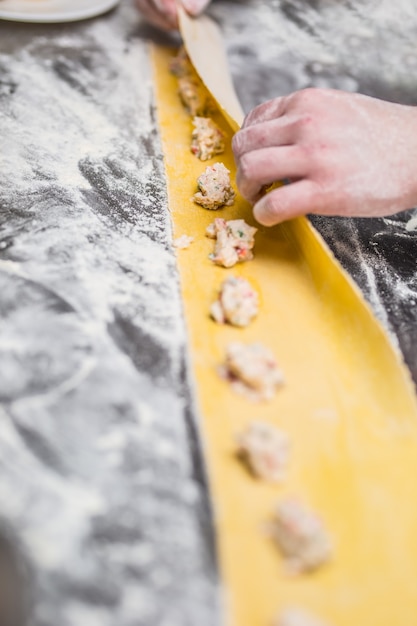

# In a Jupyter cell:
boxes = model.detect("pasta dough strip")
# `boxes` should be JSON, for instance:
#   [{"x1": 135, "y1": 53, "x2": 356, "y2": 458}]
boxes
[{"x1": 151, "y1": 35, "x2": 417, "y2": 626}]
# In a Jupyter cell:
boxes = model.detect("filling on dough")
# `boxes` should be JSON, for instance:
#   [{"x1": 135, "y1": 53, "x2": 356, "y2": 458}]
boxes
[
  {"x1": 206, "y1": 218, "x2": 257, "y2": 267},
  {"x1": 170, "y1": 48, "x2": 214, "y2": 117},
  {"x1": 191, "y1": 116, "x2": 225, "y2": 160},
  {"x1": 169, "y1": 46, "x2": 194, "y2": 77},
  {"x1": 210, "y1": 275, "x2": 259, "y2": 327},
  {"x1": 193, "y1": 163, "x2": 235, "y2": 210},
  {"x1": 221, "y1": 342, "x2": 284, "y2": 401},
  {"x1": 270, "y1": 499, "x2": 332, "y2": 573},
  {"x1": 236, "y1": 421, "x2": 290, "y2": 482},
  {"x1": 275, "y1": 608, "x2": 330, "y2": 626},
  {"x1": 178, "y1": 76, "x2": 214, "y2": 117}
]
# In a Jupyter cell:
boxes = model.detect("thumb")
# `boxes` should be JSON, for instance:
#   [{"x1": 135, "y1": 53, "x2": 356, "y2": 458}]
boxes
[
  {"x1": 181, "y1": 0, "x2": 211, "y2": 16},
  {"x1": 253, "y1": 180, "x2": 322, "y2": 226}
]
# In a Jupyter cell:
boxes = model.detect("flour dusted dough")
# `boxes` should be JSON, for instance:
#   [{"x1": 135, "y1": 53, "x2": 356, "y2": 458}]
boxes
[
  {"x1": 206, "y1": 218, "x2": 257, "y2": 267},
  {"x1": 275, "y1": 608, "x2": 331, "y2": 626},
  {"x1": 191, "y1": 116, "x2": 225, "y2": 161},
  {"x1": 193, "y1": 163, "x2": 235, "y2": 210},
  {"x1": 210, "y1": 276, "x2": 258, "y2": 327},
  {"x1": 221, "y1": 342, "x2": 284, "y2": 401},
  {"x1": 236, "y1": 421, "x2": 290, "y2": 482},
  {"x1": 270, "y1": 499, "x2": 332, "y2": 573}
]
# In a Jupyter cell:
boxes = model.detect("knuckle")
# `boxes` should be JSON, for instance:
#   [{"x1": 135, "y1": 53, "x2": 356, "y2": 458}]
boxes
[
  {"x1": 300, "y1": 140, "x2": 328, "y2": 166},
  {"x1": 254, "y1": 124, "x2": 271, "y2": 147},
  {"x1": 298, "y1": 142, "x2": 314, "y2": 159},
  {"x1": 293, "y1": 87, "x2": 318, "y2": 108},
  {"x1": 243, "y1": 98, "x2": 275, "y2": 127},
  {"x1": 299, "y1": 112, "x2": 314, "y2": 126},
  {"x1": 301, "y1": 86, "x2": 318, "y2": 99},
  {"x1": 242, "y1": 109, "x2": 256, "y2": 128},
  {"x1": 239, "y1": 153, "x2": 253, "y2": 181},
  {"x1": 292, "y1": 113, "x2": 322, "y2": 144},
  {"x1": 232, "y1": 130, "x2": 245, "y2": 157}
]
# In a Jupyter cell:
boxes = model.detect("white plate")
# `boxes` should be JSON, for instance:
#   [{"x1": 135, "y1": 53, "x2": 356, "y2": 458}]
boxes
[{"x1": 0, "y1": 0, "x2": 120, "y2": 23}]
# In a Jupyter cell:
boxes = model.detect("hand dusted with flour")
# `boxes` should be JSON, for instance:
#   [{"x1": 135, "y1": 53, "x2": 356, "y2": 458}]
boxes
[{"x1": 233, "y1": 89, "x2": 417, "y2": 225}]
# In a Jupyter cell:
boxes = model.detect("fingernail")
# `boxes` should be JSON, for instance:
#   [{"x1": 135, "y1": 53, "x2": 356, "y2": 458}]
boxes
[
  {"x1": 181, "y1": 0, "x2": 193, "y2": 10},
  {"x1": 253, "y1": 199, "x2": 267, "y2": 225},
  {"x1": 253, "y1": 198, "x2": 277, "y2": 226},
  {"x1": 182, "y1": 0, "x2": 206, "y2": 14}
]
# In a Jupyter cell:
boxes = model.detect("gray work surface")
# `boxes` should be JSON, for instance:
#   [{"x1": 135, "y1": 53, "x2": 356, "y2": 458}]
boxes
[{"x1": 0, "y1": 1, "x2": 416, "y2": 624}]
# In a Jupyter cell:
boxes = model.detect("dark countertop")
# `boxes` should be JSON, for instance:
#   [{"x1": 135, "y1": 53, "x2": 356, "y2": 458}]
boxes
[{"x1": 0, "y1": 1, "x2": 416, "y2": 625}]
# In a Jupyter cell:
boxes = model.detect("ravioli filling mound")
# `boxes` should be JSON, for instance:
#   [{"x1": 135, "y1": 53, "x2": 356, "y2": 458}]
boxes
[
  {"x1": 170, "y1": 47, "x2": 214, "y2": 117},
  {"x1": 193, "y1": 163, "x2": 235, "y2": 210},
  {"x1": 211, "y1": 275, "x2": 258, "y2": 327},
  {"x1": 222, "y1": 341, "x2": 284, "y2": 401},
  {"x1": 271, "y1": 499, "x2": 332, "y2": 573},
  {"x1": 169, "y1": 46, "x2": 193, "y2": 77},
  {"x1": 206, "y1": 218, "x2": 256, "y2": 267},
  {"x1": 191, "y1": 116, "x2": 225, "y2": 160},
  {"x1": 178, "y1": 76, "x2": 214, "y2": 117},
  {"x1": 237, "y1": 421, "x2": 290, "y2": 482}
]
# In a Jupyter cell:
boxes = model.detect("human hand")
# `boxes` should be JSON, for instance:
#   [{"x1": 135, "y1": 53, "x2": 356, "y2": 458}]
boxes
[
  {"x1": 232, "y1": 88, "x2": 417, "y2": 225},
  {"x1": 135, "y1": 0, "x2": 211, "y2": 31}
]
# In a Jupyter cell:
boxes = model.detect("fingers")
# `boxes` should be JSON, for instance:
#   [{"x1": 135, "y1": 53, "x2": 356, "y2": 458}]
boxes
[
  {"x1": 182, "y1": 0, "x2": 212, "y2": 15},
  {"x1": 236, "y1": 146, "x2": 309, "y2": 203},
  {"x1": 136, "y1": 0, "x2": 211, "y2": 30},
  {"x1": 253, "y1": 180, "x2": 322, "y2": 226},
  {"x1": 242, "y1": 96, "x2": 287, "y2": 128},
  {"x1": 136, "y1": 0, "x2": 178, "y2": 30},
  {"x1": 233, "y1": 116, "x2": 297, "y2": 159},
  {"x1": 154, "y1": 0, "x2": 177, "y2": 19}
]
